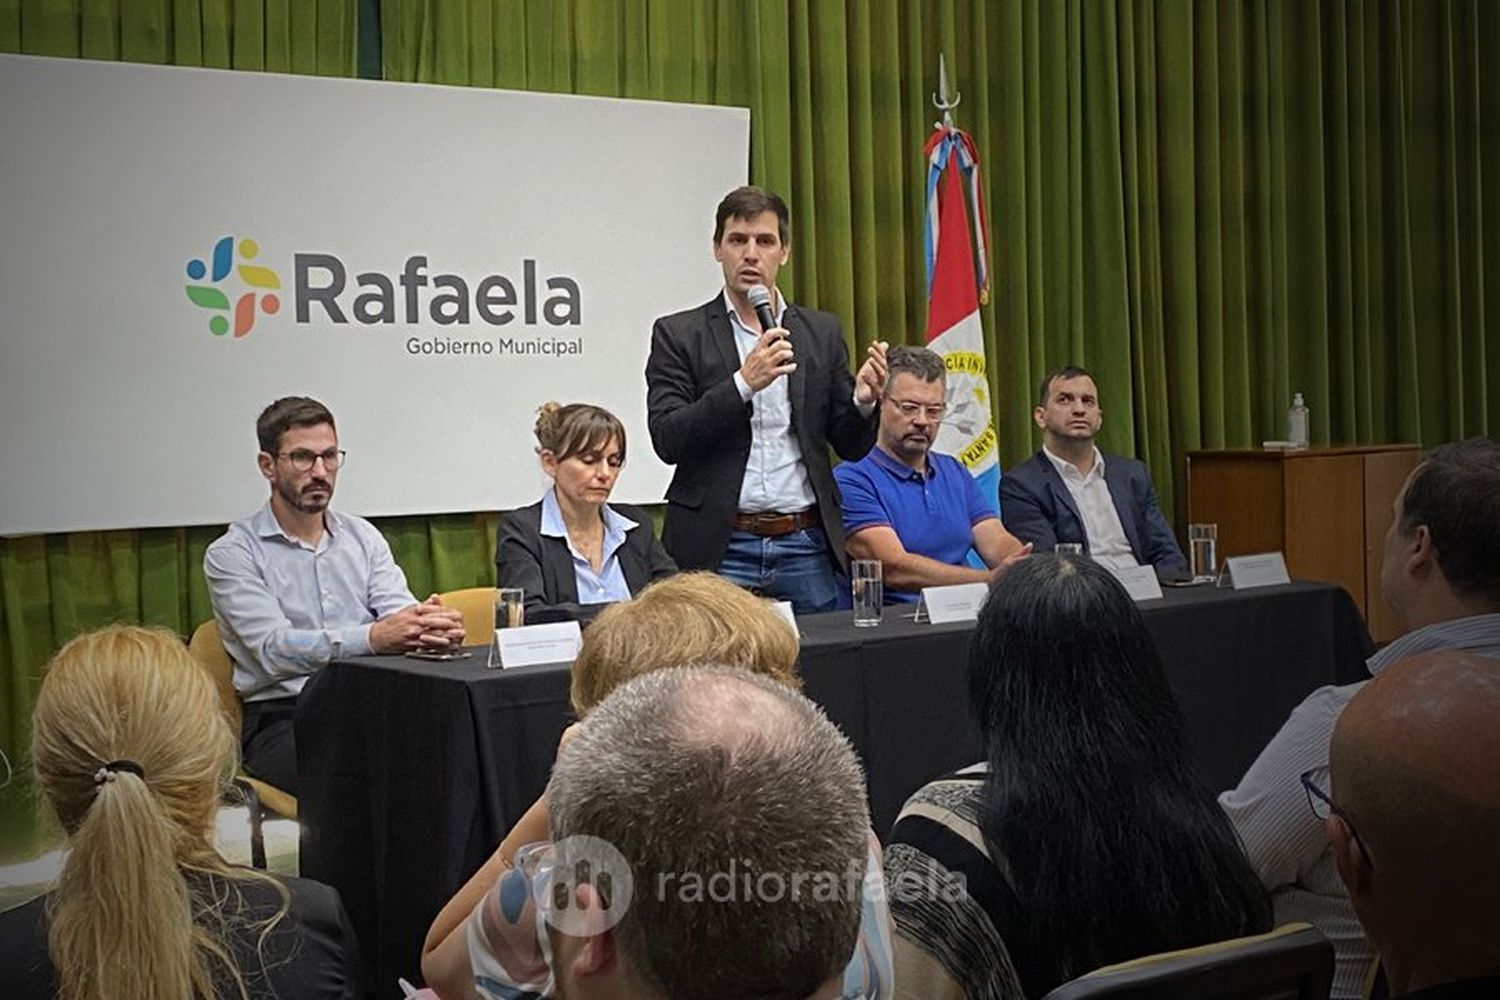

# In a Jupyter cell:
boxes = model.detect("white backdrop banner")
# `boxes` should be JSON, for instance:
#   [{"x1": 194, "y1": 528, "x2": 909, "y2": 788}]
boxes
[{"x1": 0, "y1": 55, "x2": 748, "y2": 535}]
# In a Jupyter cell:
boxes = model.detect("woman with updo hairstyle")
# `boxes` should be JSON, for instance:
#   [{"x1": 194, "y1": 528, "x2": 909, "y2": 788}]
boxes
[
  {"x1": 0, "y1": 625, "x2": 358, "y2": 1000},
  {"x1": 495, "y1": 401, "x2": 676, "y2": 621}
]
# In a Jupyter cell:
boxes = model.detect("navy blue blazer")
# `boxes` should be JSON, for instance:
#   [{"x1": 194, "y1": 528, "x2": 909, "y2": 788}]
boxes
[{"x1": 999, "y1": 450, "x2": 1187, "y2": 574}]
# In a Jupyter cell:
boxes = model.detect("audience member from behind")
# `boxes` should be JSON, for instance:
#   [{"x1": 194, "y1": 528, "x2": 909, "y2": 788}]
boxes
[
  {"x1": 545, "y1": 666, "x2": 871, "y2": 999},
  {"x1": 496, "y1": 402, "x2": 676, "y2": 622},
  {"x1": 0, "y1": 625, "x2": 359, "y2": 1000},
  {"x1": 205, "y1": 396, "x2": 464, "y2": 795},
  {"x1": 1325, "y1": 650, "x2": 1500, "y2": 998},
  {"x1": 884, "y1": 555, "x2": 1270, "y2": 998},
  {"x1": 1221, "y1": 437, "x2": 1500, "y2": 998},
  {"x1": 422, "y1": 573, "x2": 892, "y2": 998}
]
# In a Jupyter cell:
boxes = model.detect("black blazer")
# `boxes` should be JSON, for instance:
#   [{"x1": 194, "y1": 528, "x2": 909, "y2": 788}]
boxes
[
  {"x1": 495, "y1": 499, "x2": 677, "y2": 621},
  {"x1": 999, "y1": 450, "x2": 1188, "y2": 574},
  {"x1": 645, "y1": 295, "x2": 877, "y2": 572},
  {"x1": 0, "y1": 873, "x2": 361, "y2": 1000}
]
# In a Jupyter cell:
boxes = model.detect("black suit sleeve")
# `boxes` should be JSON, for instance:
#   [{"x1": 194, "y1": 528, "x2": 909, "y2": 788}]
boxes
[
  {"x1": 645, "y1": 532, "x2": 678, "y2": 583},
  {"x1": 495, "y1": 510, "x2": 551, "y2": 609},
  {"x1": 645, "y1": 316, "x2": 750, "y2": 465},
  {"x1": 1135, "y1": 471, "x2": 1188, "y2": 572},
  {"x1": 998, "y1": 472, "x2": 1060, "y2": 550}
]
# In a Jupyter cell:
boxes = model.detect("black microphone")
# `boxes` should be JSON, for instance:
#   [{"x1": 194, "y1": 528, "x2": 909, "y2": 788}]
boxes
[{"x1": 747, "y1": 284, "x2": 778, "y2": 334}]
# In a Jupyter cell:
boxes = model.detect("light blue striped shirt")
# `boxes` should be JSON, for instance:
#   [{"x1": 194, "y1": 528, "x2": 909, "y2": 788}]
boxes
[
  {"x1": 1219, "y1": 612, "x2": 1500, "y2": 997},
  {"x1": 204, "y1": 502, "x2": 417, "y2": 702},
  {"x1": 539, "y1": 487, "x2": 633, "y2": 605}
]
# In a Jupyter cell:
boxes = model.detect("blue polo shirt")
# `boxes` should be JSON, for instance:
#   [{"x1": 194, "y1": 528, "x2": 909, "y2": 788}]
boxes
[{"x1": 834, "y1": 447, "x2": 997, "y2": 602}]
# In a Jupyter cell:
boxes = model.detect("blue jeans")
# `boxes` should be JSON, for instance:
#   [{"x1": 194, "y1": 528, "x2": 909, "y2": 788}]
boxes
[{"x1": 718, "y1": 526, "x2": 839, "y2": 615}]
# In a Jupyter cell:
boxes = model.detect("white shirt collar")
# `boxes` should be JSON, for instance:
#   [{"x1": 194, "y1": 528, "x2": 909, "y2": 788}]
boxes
[{"x1": 1042, "y1": 444, "x2": 1106, "y2": 481}]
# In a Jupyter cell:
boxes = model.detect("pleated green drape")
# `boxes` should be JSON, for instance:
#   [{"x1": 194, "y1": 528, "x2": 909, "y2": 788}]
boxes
[{"x1": 2, "y1": 0, "x2": 1496, "y2": 860}]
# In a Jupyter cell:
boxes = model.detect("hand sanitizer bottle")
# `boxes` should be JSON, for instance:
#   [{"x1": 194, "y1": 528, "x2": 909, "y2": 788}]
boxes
[{"x1": 1287, "y1": 392, "x2": 1310, "y2": 448}]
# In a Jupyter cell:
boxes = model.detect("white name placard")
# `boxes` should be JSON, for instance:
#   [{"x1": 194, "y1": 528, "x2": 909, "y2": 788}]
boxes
[
  {"x1": 771, "y1": 601, "x2": 799, "y2": 636},
  {"x1": 918, "y1": 582, "x2": 990, "y2": 624},
  {"x1": 1109, "y1": 564, "x2": 1164, "y2": 602},
  {"x1": 494, "y1": 621, "x2": 583, "y2": 669},
  {"x1": 1225, "y1": 552, "x2": 1293, "y2": 590}
]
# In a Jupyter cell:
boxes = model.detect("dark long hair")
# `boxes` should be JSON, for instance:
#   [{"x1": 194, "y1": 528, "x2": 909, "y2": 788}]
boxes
[{"x1": 969, "y1": 555, "x2": 1271, "y2": 986}]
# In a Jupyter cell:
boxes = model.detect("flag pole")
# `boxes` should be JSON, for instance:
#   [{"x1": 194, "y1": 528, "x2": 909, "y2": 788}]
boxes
[{"x1": 933, "y1": 54, "x2": 960, "y2": 129}]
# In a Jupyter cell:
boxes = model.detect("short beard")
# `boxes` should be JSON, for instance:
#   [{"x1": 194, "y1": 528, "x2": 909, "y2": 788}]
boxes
[{"x1": 279, "y1": 481, "x2": 330, "y2": 515}]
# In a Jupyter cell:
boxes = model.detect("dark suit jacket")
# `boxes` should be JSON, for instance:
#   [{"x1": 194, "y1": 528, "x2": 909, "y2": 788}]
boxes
[
  {"x1": 495, "y1": 499, "x2": 677, "y2": 621},
  {"x1": 999, "y1": 450, "x2": 1188, "y2": 574},
  {"x1": 645, "y1": 295, "x2": 877, "y2": 572}
]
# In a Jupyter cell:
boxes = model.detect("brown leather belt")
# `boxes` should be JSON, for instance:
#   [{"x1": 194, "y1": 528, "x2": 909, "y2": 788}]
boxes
[{"x1": 732, "y1": 508, "x2": 819, "y2": 537}]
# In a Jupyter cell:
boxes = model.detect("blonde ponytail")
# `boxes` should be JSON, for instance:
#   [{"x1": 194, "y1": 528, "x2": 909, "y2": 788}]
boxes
[{"x1": 32, "y1": 626, "x2": 283, "y2": 1000}]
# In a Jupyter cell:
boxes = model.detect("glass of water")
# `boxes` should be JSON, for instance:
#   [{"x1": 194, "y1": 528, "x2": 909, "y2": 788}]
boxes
[
  {"x1": 1189, "y1": 523, "x2": 1218, "y2": 582},
  {"x1": 851, "y1": 560, "x2": 883, "y2": 627},
  {"x1": 488, "y1": 588, "x2": 525, "y2": 668},
  {"x1": 1054, "y1": 542, "x2": 1084, "y2": 557}
]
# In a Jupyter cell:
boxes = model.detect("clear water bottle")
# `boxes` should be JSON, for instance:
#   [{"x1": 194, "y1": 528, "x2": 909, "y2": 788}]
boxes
[{"x1": 1286, "y1": 392, "x2": 1310, "y2": 448}]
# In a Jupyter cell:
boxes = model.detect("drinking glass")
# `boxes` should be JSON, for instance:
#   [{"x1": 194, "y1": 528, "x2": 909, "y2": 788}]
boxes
[
  {"x1": 1189, "y1": 523, "x2": 1219, "y2": 582},
  {"x1": 1054, "y1": 542, "x2": 1084, "y2": 557},
  {"x1": 851, "y1": 560, "x2": 883, "y2": 627},
  {"x1": 494, "y1": 588, "x2": 525, "y2": 630}
]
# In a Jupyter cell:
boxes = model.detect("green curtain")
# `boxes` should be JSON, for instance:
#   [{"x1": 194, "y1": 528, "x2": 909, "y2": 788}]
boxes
[{"x1": 3, "y1": 0, "x2": 1496, "y2": 860}]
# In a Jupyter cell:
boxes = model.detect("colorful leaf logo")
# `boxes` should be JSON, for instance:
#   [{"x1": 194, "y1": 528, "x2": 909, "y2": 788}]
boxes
[{"x1": 185, "y1": 237, "x2": 281, "y2": 338}]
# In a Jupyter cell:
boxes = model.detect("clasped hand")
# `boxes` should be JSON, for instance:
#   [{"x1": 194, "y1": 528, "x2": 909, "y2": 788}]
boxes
[{"x1": 370, "y1": 594, "x2": 466, "y2": 654}]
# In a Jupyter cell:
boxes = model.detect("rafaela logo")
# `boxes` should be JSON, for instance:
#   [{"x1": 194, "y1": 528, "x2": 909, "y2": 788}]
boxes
[{"x1": 185, "y1": 236, "x2": 281, "y2": 337}]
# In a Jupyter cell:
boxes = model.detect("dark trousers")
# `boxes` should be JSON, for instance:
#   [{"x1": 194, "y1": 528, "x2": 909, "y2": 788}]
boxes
[{"x1": 240, "y1": 696, "x2": 300, "y2": 796}]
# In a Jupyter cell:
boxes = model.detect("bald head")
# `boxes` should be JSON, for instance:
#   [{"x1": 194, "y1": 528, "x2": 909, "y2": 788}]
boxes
[
  {"x1": 548, "y1": 667, "x2": 869, "y2": 1000},
  {"x1": 1329, "y1": 649, "x2": 1500, "y2": 988}
]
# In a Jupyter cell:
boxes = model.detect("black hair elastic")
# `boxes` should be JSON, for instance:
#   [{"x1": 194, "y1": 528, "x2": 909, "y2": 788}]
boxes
[{"x1": 92, "y1": 759, "x2": 146, "y2": 785}]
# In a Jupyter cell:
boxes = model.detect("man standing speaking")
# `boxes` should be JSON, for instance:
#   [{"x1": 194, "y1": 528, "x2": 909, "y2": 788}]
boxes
[{"x1": 646, "y1": 187, "x2": 886, "y2": 613}]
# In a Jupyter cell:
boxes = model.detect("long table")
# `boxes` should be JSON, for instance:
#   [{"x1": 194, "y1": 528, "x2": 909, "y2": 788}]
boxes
[{"x1": 297, "y1": 580, "x2": 1373, "y2": 992}]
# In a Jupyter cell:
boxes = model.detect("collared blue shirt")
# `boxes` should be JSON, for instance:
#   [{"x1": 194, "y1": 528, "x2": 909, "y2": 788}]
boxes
[
  {"x1": 540, "y1": 487, "x2": 635, "y2": 605},
  {"x1": 204, "y1": 502, "x2": 418, "y2": 702},
  {"x1": 834, "y1": 447, "x2": 996, "y2": 602}
]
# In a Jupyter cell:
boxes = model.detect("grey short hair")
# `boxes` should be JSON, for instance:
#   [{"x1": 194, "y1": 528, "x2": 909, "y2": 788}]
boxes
[
  {"x1": 548, "y1": 666, "x2": 869, "y2": 999},
  {"x1": 885, "y1": 344, "x2": 947, "y2": 388}
]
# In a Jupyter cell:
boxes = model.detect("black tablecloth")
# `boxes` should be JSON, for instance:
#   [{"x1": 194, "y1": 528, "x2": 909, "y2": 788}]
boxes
[{"x1": 297, "y1": 580, "x2": 1373, "y2": 993}]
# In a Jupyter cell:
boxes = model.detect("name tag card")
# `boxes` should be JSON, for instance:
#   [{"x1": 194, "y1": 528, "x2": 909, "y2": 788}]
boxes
[
  {"x1": 1225, "y1": 552, "x2": 1292, "y2": 590},
  {"x1": 772, "y1": 600, "x2": 799, "y2": 636},
  {"x1": 493, "y1": 621, "x2": 583, "y2": 669},
  {"x1": 1109, "y1": 564, "x2": 1164, "y2": 602},
  {"x1": 917, "y1": 582, "x2": 990, "y2": 624}
]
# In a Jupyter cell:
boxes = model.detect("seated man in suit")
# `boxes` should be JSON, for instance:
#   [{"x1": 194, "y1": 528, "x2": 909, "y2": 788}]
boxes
[
  {"x1": 835, "y1": 345, "x2": 1029, "y2": 602},
  {"x1": 999, "y1": 365, "x2": 1187, "y2": 575}
]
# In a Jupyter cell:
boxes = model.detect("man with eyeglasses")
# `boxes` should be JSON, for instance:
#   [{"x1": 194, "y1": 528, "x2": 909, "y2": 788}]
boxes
[
  {"x1": 1320, "y1": 649, "x2": 1500, "y2": 1000},
  {"x1": 1219, "y1": 438, "x2": 1500, "y2": 998},
  {"x1": 834, "y1": 345, "x2": 1029, "y2": 603},
  {"x1": 998, "y1": 365, "x2": 1187, "y2": 576},
  {"x1": 205, "y1": 396, "x2": 465, "y2": 794}
]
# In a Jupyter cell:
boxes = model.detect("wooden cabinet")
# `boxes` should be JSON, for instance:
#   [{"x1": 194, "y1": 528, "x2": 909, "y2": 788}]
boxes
[{"x1": 1184, "y1": 446, "x2": 1421, "y2": 643}]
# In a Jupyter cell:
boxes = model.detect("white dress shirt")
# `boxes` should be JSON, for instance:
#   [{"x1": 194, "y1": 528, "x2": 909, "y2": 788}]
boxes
[
  {"x1": 204, "y1": 502, "x2": 418, "y2": 702},
  {"x1": 1042, "y1": 445, "x2": 1139, "y2": 571},
  {"x1": 1219, "y1": 613, "x2": 1500, "y2": 998},
  {"x1": 725, "y1": 288, "x2": 818, "y2": 514}
]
